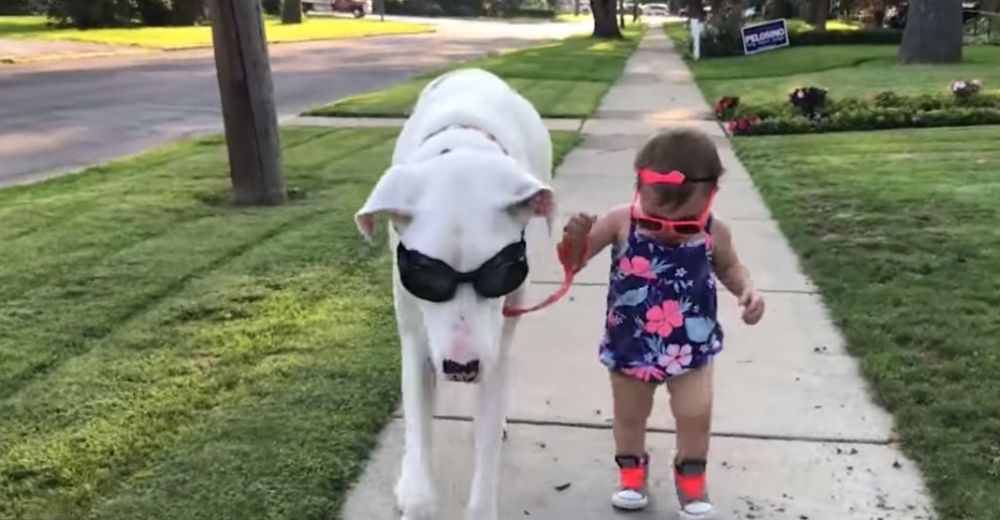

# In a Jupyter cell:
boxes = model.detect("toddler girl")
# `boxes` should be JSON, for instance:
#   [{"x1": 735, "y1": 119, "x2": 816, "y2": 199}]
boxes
[{"x1": 561, "y1": 129, "x2": 765, "y2": 518}]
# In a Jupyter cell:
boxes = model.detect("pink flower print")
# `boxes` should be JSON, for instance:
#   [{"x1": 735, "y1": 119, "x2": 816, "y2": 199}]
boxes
[
  {"x1": 624, "y1": 365, "x2": 666, "y2": 382},
  {"x1": 644, "y1": 300, "x2": 684, "y2": 337},
  {"x1": 607, "y1": 310, "x2": 623, "y2": 327},
  {"x1": 619, "y1": 256, "x2": 657, "y2": 279},
  {"x1": 657, "y1": 344, "x2": 694, "y2": 375}
]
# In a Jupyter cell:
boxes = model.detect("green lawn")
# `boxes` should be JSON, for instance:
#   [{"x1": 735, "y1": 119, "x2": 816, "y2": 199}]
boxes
[
  {"x1": 0, "y1": 15, "x2": 431, "y2": 49},
  {"x1": 0, "y1": 127, "x2": 580, "y2": 518},
  {"x1": 689, "y1": 44, "x2": 1000, "y2": 104},
  {"x1": 305, "y1": 25, "x2": 643, "y2": 118},
  {"x1": 735, "y1": 126, "x2": 1000, "y2": 520}
]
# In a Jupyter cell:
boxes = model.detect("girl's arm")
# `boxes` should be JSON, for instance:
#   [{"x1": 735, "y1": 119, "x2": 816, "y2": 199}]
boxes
[
  {"x1": 711, "y1": 217, "x2": 765, "y2": 325},
  {"x1": 562, "y1": 206, "x2": 629, "y2": 270},
  {"x1": 709, "y1": 218, "x2": 751, "y2": 296}
]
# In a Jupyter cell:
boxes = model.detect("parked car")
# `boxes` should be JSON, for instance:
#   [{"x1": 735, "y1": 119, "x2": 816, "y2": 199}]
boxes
[
  {"x1": 302, "y1": 0, "x2": 372, "y2": 18},
  {"x1": 642, "y1": 3, "x2": 670, "y2": 16}
]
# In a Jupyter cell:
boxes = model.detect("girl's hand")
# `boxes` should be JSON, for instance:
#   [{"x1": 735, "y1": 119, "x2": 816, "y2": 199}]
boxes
[
  {"x1": 738, "y1": 288, "x2": 765, "y2": 325},
  {"x1": 561, "y1": 213, "x2": 597, "y2": 271}
]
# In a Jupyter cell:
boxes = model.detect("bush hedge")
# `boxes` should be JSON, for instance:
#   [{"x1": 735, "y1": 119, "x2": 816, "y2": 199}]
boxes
[
  {"x1": 0, "y1": 0, "x2": 43, "y2": 14},
  {"x1": 688, "y1": 24, "x2": 903, "y2": 58},
  {"x1": 46, "y1": 0, "x2": 206, "y2": 28},
  {"x1": 720, "y1": 91, "x2": 1000, "y2": 136},
  {"x1": 788, "y1": 28, "x2": 903, "y2": 46}
]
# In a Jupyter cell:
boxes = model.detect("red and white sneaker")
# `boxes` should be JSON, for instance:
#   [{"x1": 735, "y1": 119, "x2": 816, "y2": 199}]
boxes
[
  {"x1": 611, "y1": 453, "x2": 650, "y2": 510},
  {"x1": 674, "y1": 458, "x2": 714, "y2": 519}
]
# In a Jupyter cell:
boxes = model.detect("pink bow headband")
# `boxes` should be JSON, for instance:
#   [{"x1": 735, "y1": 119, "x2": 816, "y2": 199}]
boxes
[
  {"x1": 637, "y1": 168, "x2": 686, "y2": 185},
  {"x1": 636, "y1": 168, "x2": 718, "y2": 185}
]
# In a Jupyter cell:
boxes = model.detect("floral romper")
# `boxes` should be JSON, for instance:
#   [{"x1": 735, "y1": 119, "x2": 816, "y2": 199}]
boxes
[{"x1": 599, "y1": 217, "x2": 723, "y2": 383}]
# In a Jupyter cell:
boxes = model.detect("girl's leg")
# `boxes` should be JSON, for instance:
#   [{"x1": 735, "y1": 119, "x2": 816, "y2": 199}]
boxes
[
  {"x1": 665, "y1": 361, "x2": 715, "y2": 519},
  {"x1": 609, "y1": 369, "x2": 656, "y2": 510},
  {"x1": 666, "y1": 361, "x2": 714, "y2": 461},
  {"x1": 610, "y1": 369, "x2": 656, "y2": 454}
]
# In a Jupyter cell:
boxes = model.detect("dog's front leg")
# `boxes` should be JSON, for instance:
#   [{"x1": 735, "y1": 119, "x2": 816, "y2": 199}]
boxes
[
  {"x1": 396, "y1": 330, "x2": 437, "y2": 520},
  {"x1": 466, "y1": 349, "x2": 510, "y2": 520}
]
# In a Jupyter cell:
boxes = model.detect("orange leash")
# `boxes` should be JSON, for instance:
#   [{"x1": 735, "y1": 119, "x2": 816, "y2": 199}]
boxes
[{"x1": 502, "y1": 238, "x2": 587, "y2": 318}]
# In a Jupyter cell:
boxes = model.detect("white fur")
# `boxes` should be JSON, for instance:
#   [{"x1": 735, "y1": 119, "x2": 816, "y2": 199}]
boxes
[{"x1": 355, "y1": 68, "x2": 554, "y2": 520}]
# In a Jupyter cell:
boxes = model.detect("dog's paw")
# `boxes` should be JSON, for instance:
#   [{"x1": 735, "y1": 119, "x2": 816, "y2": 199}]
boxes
[{"x1": 396, "y1": 466, "x2": 436, "y2": 519}]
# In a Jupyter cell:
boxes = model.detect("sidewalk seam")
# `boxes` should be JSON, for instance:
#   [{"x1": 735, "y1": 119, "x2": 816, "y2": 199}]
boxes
[{"x1": 402, "y1": 415, "x2": 894, "y2": 445}]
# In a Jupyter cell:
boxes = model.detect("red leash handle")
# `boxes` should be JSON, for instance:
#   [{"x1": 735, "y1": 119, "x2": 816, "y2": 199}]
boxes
[{"x1": 502, "y1": 238, "x2": 587, "y2": 318}]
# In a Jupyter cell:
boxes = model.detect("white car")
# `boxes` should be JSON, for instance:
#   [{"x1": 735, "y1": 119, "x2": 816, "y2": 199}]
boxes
[{"x1": 642, "y1": 3, "x2": 669, "y2": 16}]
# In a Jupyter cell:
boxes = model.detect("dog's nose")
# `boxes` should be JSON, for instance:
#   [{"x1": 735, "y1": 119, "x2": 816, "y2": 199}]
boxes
[{"x1": 442, "y1": 359, "x2": 480, "y2": 383}]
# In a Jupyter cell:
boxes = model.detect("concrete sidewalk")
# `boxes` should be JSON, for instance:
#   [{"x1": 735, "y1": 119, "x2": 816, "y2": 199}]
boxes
[{"x1": 341, "y1": 27, "x2": 935, "y2": 519}]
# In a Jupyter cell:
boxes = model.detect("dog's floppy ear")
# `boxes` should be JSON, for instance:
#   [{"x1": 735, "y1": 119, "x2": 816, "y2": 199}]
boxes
[
  {"x1": 355, "y1": 165, "x2": 421, "y2": 243},
  {"x1": 505, "y1": 172, "x2": 556, "y2": 234}
]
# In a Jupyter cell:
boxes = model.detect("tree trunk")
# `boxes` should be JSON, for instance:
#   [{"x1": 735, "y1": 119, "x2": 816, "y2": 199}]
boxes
[
  {"x1": 632, "y1": 0, "x2": 639, "y2": 22},
  {"x1": 591, "y1": 0, "x2": 623, "y2": 37},
  {"x1": 810, "y1": 0, "x2": 830, "y2": 30},
  {"x1": 281, "y1": 0, "x2": 302, "y2": 23},
  {"x1": 686, "y1": 0, "x2": 703, "y2": 19},
  {"x1": 619, "y1": 0, "x2": 625, "y2": 28},
  {"x1": 899, "y1": 0, "x2": 962, "y2": 63},
  {"x1": 771, "y1": 0, "x2": 792, "y2": 18},
  {"x1": 209, "y1": 0, "x2": 287, "y2": 205}
]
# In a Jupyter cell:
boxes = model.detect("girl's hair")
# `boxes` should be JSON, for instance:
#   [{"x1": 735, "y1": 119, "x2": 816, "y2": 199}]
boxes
[{"x1": 634, "y1": 129, "x2": 724, "y2": 209}]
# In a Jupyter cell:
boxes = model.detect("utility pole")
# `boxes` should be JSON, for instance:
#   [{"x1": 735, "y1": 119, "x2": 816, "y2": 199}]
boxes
[{"x1": 208, "y1": 0, "x2": 287, "y2": 206}]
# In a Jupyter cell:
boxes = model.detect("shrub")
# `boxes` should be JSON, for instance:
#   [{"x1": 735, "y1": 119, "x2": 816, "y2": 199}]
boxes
[
  {"x1": 720, "y1": 90, "x2": 1000, "y2": 136},
  {"x1": 714, "y1": 95, "x2": 741, "y2": 119},
  {"x1": 951, "y1": 79, "x2": 983, "y2": 99},
  {"x1": 789, "y1": 86, "x2": 828, "y2": 118},
  {"x1": 690, "y1": 25, "x2": 904, "y2": 59},
  {"x1": 46, "y1": 0, "x2": 136, "y2": 28},
  {"x1": 788, "y1": 28, "x2": 903, "y2": 46},
  {"x1": 0, "y1": 0, "x2": 44, "y2": 14},
  {"x1": 46, "y1": 0, "x2": 206, "y2": 27},
  {"x1": 136, "y1": 0, "x2": 172, "y2": 25}
]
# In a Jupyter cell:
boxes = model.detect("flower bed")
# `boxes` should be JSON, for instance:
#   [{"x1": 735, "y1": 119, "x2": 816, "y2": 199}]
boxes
[{"x1": 717, "y1": 81, "x2": 1000, "y2": 136}]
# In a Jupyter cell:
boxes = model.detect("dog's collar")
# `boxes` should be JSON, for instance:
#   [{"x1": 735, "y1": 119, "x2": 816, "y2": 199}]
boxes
[{"x1": 423, "y1": 124, "x2": 509, "y2": 155}]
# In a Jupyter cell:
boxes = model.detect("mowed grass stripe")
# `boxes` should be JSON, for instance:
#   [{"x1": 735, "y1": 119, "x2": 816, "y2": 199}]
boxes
[
  {"x1": 0, "y1": 128, "x2": 344, "y2": 244},
  {"x1": 1, "y1": 201, "x2": 395, "y2": 517}
]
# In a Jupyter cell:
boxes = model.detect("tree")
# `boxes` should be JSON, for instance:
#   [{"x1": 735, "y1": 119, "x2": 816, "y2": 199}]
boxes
[
  {"x1": 899, "y1": 0, "x2": 962, "y2": 63},
  {"x1": 209, "y1": 0, "x2": 288, "y2": 205},
  {"x1": 768, "y1": 0, "x2": 793, "y2": 18},
  {"x1": 686, "y1": 0, "x2": 703, "y2": 19},
  {"x1": 591, "y1": 0, "x2": 622, "y2": 37},
  {"x1": 810, "y1": 0, "x2": 829, "y2": 30},
  {"x1": 282, "y1": 0, "x2": 303, "y2": 23}
]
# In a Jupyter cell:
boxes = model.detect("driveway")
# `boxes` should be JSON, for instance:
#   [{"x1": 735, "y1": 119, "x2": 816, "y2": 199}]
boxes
[{"x1": 0, "y1": 18, "x2": 589, "y2": 187}]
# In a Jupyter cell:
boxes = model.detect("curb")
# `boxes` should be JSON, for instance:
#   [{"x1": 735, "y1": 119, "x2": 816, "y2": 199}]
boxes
[{"x1": 0, "y1": 26, "x2": 435, "y2": 66}]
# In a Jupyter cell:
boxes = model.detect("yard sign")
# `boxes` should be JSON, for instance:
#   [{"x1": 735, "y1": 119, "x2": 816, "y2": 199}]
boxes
[{"x1": 741, "y1": 18, "x2": 790, "y2": 55}]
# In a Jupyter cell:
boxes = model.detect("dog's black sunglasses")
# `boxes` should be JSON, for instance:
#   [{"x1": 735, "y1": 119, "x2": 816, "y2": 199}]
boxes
[{"x1": 397, "y1": 236, "x2": 529, "y2": 303}]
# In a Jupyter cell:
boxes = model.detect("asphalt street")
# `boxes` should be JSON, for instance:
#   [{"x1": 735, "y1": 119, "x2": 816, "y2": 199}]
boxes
[{"x1": 0, "y1": 18, "x2": 588, "y2": 186}]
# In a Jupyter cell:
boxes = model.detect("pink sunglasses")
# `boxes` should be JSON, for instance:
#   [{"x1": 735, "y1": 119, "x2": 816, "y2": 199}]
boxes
[{"x1": 632, "y1": 168, "x2": 717, "y2": 235}]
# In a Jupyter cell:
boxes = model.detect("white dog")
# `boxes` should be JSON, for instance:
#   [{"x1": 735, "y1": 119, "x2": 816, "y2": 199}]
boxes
[{"x1": 355, "y1": 68, "x2": 555, "y2": 520}]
